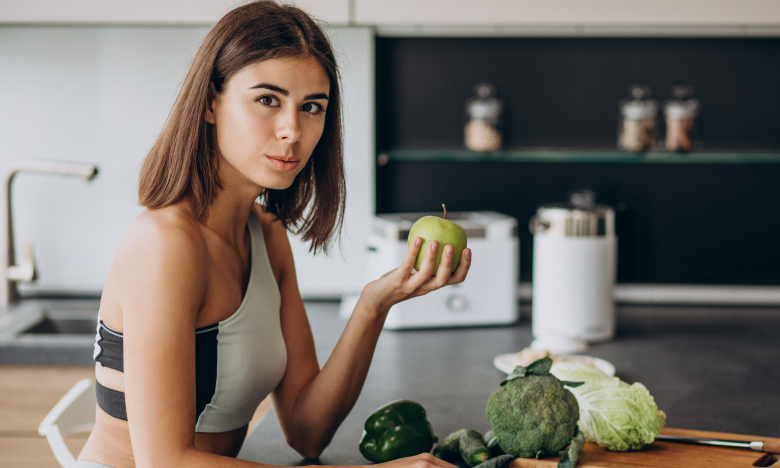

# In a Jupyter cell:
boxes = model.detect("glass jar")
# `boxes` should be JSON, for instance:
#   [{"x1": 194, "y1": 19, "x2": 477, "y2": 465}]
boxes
[
  {"x1": 618, "y1": 86, "x2": 658, "y2": 152},
  {"x1": 663, "y1": 86, "x2": 699, "y2": 152},
  {"x1": 464, "y1": 82, "x2": 503, "y2": 153}
]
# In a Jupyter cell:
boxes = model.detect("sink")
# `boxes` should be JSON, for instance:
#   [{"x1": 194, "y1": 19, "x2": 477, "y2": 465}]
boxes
[
  {"x1": 0, "y1": 298, "x2": 100, "y2": 365},
  {"x1": 21, "y1": 308, "x2": 99, "y2": 335}
]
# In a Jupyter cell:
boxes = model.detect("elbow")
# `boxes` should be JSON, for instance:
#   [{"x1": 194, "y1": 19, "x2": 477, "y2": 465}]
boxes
[
  {"x1": 297, "y1": 447, "x2": 325, "y2": 461},
  {"x1": 287, "y1": 433, "x2": 332, "y2": 460}
]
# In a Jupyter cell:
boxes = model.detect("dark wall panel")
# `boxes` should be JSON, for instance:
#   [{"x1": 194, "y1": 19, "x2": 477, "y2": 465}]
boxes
[
  {"x1": 375, "y1": 162, "x2": 780, "y2": 284},
  {"x1": 375, "y1": 37, "x2": 780, "y2": 285},
  {"x1": 376, "y1": 37, "x2": 780, "y2": 151}
]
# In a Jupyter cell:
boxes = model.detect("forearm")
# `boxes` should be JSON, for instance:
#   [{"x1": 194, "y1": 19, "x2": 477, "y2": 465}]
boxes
[
  {"x1": 176, "y1": 447, "x2": 262, "y2": 468},
  {"x1": 284, "y1": 296, "x2": 387, "y2": 455},
  {"x1": 177, "y1": 447, "x2": 361, "y2": 468}
]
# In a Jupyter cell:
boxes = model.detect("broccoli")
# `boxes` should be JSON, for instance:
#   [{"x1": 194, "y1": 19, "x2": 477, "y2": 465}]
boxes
[{"x1": 485, "y1": 358, "x2": 580, "y2": 459}]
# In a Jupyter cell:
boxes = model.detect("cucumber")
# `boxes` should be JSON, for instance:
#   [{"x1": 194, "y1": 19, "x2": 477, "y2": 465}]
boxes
[
  {"x1": 484, "y1": 430, "x2": 504, "y2": 457},
  {"x1": 433, "y1": 429, "x2": 467, "y2": 461},
  {"x1": 460, "y1": 429, "x2": 491, "y2": 467},
  {"x1": 473, "y1": 454, "x2": 516, "y2": 468}
]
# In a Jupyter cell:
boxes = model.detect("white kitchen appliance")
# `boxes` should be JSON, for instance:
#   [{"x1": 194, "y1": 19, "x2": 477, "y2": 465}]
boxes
[
  {"x1": 530, "y1": 197, "x2": 617, "y2": 344},
  {"x1": 349, "y1": 211, "x2": 518, "y2": 329}
]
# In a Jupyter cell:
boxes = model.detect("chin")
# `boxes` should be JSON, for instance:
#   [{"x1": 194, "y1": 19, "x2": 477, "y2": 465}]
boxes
[{"x1": 259, "y1": 173, "x2": 299, "y2": 191}]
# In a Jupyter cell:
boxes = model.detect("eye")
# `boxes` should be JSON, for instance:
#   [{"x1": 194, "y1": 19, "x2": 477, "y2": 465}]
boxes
[
  {"x1": 257, "y1": 95, "x2": 279, "y2": 107},
  {"x1": 301, "y1": 102, "x2": 325, "y2": 115}
]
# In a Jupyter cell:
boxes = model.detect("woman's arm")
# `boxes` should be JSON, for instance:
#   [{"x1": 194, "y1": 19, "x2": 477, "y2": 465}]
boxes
[
  {"x1": 267, "y1": 213, "x2": 472, "y2": 459},
  {"x1": 116, "y1": 210, "x2": 464, "y2": 468},
  {"x1": 117, "y1": 213, "x2": 260, "y2": 468}
]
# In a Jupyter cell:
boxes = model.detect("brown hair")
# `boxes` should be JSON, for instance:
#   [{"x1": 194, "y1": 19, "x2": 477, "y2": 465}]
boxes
[{"x1": 138, "y1": 0, "x2": 345, "y2": 254}]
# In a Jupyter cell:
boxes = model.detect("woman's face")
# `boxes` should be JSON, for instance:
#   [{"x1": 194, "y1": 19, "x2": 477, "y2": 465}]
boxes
[{"x1": 206, "y1": 55, "x2": 330, "y2": 192}]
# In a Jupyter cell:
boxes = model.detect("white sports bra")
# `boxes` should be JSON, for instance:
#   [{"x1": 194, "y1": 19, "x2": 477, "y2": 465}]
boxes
[{"x1": 93, "y1": 210, "x2": 288, "y2": 433}]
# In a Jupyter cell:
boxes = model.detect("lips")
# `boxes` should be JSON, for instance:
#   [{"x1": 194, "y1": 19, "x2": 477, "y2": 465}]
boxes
[{"x1": 266, "y1": 155, "x2": 300, "y2": 172}]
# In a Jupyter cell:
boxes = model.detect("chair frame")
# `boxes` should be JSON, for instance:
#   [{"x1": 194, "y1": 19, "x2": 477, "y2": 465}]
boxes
[{"x1": 38, "y1": 378, "x2": 96, "y2": 468}]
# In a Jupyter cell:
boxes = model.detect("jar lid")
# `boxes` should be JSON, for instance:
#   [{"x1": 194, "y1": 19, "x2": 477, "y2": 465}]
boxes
[
  {"x1": 530, "y1": 203, "x2": 615, "y2": 237},
  {"x1": 620, "y1": 99, "x2": 658, "y2": 120},
  {"x1": 467, "y1": 97, "x2": 502, "y2": 121},
  {"x1": 664, "y1": 99, "x2": 699, "y2": 119},
  {"x1": 619, "y1": 85, "x2": 658, "y2": 121}
]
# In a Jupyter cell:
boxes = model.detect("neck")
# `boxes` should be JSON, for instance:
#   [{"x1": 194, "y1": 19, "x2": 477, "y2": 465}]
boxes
[
  {"x1": 201, "y1": 191, "x2": 259, "y2": 246},
  {"x1": 198, "y1": 160, "x2": 265, "y2": 247}
]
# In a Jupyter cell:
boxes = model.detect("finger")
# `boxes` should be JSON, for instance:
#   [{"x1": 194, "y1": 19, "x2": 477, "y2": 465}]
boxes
[
  {"x1": 447, "y1": 247, "x2": 472, "y2": 285},
  {"x1": 418, "y1": 453, "x2": 458, "y2": 468},
  {"x1": 406, "y1": 242, "x2": 448, "y2": 297},
  {"x1": 434, "y1": 458, "x2": 459, "y2": 468},
  {"x1": 400, "y1": 237, "x2": 423, "y2": 276},
  {"x1": 430, "y1": 244, "x2": 454, "y2": 287},
  {"x1": 411, "y1": 240, "x2": 438, "y2": 284}
]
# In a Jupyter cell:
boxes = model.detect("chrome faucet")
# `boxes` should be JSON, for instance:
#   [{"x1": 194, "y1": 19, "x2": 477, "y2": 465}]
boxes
[{"x1": 1, "y1": 160, "x2": 99, "y2": 309}]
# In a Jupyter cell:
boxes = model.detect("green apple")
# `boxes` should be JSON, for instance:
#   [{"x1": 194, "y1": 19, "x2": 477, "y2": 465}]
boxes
[{"x1": 407, "y1": 205, "x2": 468, "y2": 275}]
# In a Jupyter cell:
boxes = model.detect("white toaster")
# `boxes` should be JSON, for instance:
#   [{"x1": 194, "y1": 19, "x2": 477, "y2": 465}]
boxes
[{"x1": 341, "y1": 211, "x2": 519, "y2": 329}]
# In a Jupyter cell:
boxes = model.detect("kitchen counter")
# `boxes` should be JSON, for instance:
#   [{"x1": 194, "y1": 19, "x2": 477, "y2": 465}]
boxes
[{"x1": 238, "y1": 302, "x2": 780, "y2": 465}]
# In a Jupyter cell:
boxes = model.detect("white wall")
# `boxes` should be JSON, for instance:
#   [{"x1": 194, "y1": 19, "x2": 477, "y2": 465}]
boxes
[
  {"x1": 355, "y1": 0, "x2": 780, "y2": 26},
  {"x1": 0, "y1": 24, "x2": 374, "y2": 298},
  {"x1": 288, "y1": 26, "x2": 375, "y2": 298},
  {"x1": 0, "y1": 0, "x2": 350, "y2": 24}
]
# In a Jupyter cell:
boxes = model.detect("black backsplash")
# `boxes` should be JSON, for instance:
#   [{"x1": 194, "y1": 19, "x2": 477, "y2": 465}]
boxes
[
  {"x1": 376, "y1": 37, "x2": 780, "y2": 150},
  {"x1": 374, "y1": 37, "x2": 780, "y2": 285}
]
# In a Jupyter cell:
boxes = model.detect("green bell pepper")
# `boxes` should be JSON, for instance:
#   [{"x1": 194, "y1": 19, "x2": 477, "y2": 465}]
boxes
[{"x1": 359, "y1": 400, "x2": 438, "y2": 463}]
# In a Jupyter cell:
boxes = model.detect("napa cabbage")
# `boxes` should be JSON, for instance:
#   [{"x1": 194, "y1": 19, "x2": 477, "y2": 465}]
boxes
[{"x1": 550, "y1": 362, "x2": 666, "y2": 452}]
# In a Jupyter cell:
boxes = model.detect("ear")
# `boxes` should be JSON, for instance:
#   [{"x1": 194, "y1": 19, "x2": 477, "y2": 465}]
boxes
[{"x1": 204, "y1": 82, "x2": 217, "y2": 124}]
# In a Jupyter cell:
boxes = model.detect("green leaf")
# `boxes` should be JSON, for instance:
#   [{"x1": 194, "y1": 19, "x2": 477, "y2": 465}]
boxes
[
  {"x1": 558, "y1": 430, "x2": 585, "y2": 468},
  {"x1": 472, "y1": 454, "x2": 516, "y2": 468},
  {"x1": 550, "y1": 364, "x2": 666, "y2": 452},
  {"x1": 562, "y1": 381, "x2": 585, "y2": 388},
  {"x1": 500, "y1": 357, "x2": 553, "y2": 386}
]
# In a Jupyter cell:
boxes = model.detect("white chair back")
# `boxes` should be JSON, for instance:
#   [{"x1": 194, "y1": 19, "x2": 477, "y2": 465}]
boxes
[{"x1": 38, "y1": 378, "x2": 96, "y2": 468}]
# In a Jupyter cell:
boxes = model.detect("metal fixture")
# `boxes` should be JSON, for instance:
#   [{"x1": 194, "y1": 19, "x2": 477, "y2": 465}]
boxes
[{"x1": 1, "y1": 160, "x2": 99, "y2": 309}]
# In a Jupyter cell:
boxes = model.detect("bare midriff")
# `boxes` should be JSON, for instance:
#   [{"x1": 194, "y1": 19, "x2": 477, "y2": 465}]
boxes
[{"x1": 78, "y1": 365, "x2": 249, "y2": 467}]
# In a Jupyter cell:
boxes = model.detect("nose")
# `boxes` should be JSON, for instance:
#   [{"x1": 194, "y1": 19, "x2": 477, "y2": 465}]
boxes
[{"x1": 275, "y1": 107, "x2": 302, "y2": 144}]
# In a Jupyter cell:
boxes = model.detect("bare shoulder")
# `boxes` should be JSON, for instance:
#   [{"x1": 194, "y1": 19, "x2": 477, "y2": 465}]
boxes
[
  {"x1": 122, "y1": 207, "x2": 206, "y2": 259},
  {"x1": 252, "y1": 203, "x2": 293, "y2": 282},
  {"x1": 99, "y1": 206, "x2": 209, "y2": 331},
  {"x1": 114, "y1": 207, "x2": 209, "y2": 293}
]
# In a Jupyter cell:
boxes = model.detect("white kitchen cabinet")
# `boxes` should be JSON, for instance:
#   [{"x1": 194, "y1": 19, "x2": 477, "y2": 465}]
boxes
[
  {"x1": 356, "y1": 0, "x2": 780, "y2": 31},
  {"x1": 0, "y1": 0, "x2": 350, "y2": 25}
]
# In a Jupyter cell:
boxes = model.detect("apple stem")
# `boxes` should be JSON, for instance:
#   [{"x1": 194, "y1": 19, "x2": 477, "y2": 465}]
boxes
[{"x1": 442, "y1": 204, "x2": 447, "y2": 220}]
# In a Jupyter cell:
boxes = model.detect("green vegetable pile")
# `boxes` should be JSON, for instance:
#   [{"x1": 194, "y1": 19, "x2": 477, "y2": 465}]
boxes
[
  {"x1": 359, "y1": 356, "x2": 665, "y2": 468},
  {"x1": 434, "y1": 425, "x2": 581, "y2": 468},
  {"x1": 485, "y1": 357, "x2": 581, "y2": 459},
  {"x1": 434, "y1": 428, "x2": 517, "y2": 468},
  {"x1": 551, "y1": 362, "x2": 667, "y2": 452}
]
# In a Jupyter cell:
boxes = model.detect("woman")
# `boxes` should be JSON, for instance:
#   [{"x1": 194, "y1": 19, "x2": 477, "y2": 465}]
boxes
[{"x1": 76, "y1": 2, "x2": 472, "y2": 468}]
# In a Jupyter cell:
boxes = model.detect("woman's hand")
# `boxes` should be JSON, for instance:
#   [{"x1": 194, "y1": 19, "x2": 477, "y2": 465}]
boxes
[
  {"x1": 374, "y1": 453, "x2": 460, "y2": 468},
  {"x1": 360, "y1": 237, "x2": 472, "y2": 314}
]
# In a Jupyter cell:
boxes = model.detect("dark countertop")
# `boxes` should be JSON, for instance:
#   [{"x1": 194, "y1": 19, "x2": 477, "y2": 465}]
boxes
[{"x1": 237, "y1": 302, "x2": 780, "y2": 465}]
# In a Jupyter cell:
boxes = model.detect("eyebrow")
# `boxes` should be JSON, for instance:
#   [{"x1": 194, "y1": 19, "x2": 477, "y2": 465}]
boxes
[
  {"x1": 249, "y1": 82, "x2": 329, "y2": 101},
  {"x1": 304, "y1": 92, "x2": 329, "y2": 101}
]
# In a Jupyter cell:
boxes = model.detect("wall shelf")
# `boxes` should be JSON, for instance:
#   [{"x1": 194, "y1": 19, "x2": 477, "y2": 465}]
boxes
[{"x1": 378, "y1": 150, "x2": 780, "y2": 165}]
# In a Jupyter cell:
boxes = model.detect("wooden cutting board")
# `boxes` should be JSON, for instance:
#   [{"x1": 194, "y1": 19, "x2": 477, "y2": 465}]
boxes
[{"x1": 510, "y1": 428, "x2": 780, "y2": 468}]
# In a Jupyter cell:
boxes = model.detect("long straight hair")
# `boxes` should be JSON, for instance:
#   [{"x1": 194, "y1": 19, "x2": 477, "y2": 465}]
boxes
[{"x1": 138, "y1": 0, "x2": 345, "y2": 254}]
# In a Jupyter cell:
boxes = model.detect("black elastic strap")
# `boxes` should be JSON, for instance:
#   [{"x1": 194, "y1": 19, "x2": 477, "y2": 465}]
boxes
[
  {"x1": 94, "y1": 321, "x2": 124, "y2": 372},
  {"x1": 96, "y1": 381, "x2": 128, "y2": 421},
  {"x1": 195, "y1": 326, "x2": 219, "y2": 419}
]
